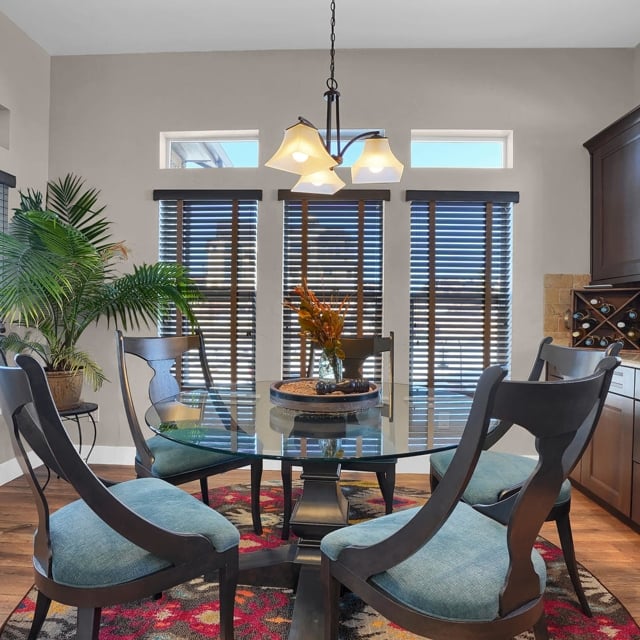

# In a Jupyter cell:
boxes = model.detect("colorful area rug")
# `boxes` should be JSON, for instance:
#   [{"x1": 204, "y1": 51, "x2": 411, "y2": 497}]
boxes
[{"x1": 1, "y1": 480, "x2": 639, "y2": 639}]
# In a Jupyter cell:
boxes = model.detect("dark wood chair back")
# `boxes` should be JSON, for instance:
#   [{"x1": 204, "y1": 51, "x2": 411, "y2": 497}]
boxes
[
  {"x1": 0, "y1": 354, "x2": 239, "y2": 640},
  {"x1": 484, "y1": 336, "x2": 622, "y2": 448},
  {"x1": 322, "y1": 355, "x2": 620, "y2": 639}
]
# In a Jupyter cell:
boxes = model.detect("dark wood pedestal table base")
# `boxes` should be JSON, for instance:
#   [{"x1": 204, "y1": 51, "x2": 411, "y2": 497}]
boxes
[{"x1": 146, "y1": 380, "x2": 470, "y2": 640}]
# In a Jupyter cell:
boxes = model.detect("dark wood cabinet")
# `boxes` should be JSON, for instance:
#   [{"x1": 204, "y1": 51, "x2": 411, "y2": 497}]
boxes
[
  {"x1": 584, "y1": 105, "x2": 640, "y2": 285},
  {"x1": 572, "y1": 364, "x2": 637, "y2": 524},
  {"x1": 579, "y1": 390, "x2": 633, "y2": 516}
]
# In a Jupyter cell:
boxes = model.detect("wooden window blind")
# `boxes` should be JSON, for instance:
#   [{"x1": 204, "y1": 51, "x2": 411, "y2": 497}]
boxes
[
  {"x1": 155, "y1": 190, "x2": 260, "y2": 389},
  {"x1": 280, "y1": 190, "x2": 388, "y2": 381},
  {"x1": 407, "y1": 190, "x2": 517, "y2": 449}
]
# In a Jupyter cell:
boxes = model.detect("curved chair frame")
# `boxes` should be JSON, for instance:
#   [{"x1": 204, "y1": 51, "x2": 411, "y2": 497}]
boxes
[
  {"x1": 281, "y1": 332, "x2": 395, "y2": 539},
  {"x1": 0, "y1": 354, "x2": 239, "y2": 640},
  {"x1": 429, "y1": 336, "x2": 622, "y2": 616},
  {"x1": 322, "y1": 357, "x2": 619, "y2": 640},
  {"x1": 116, "y1": 329, "x2": 262, "y2": 534}
]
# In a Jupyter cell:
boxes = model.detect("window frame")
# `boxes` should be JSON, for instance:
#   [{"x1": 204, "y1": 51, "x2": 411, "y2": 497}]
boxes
[{"x1": 410, "y1": 130, "x2": 514, "y2": 169}]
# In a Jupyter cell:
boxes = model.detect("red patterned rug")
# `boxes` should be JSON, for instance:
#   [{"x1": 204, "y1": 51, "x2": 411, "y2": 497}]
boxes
[{"x1": 1, "y1": 480, "x2": 639, "y2": 639}]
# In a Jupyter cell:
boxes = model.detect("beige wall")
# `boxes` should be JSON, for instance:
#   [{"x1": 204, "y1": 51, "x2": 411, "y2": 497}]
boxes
[
  {"x1": 0, "y1": 13, "x2": 50, "y2": 207},
  {"x1": 0, "y1": 14, "x2": 50, "y2": 468},
  {"x1": 1, "y1": 34, "x2": 639, "y2": 468}
]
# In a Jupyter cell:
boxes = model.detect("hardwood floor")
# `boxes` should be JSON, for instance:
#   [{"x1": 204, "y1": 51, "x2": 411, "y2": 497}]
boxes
[{"x1": 0, "y1": 465, "x2": 639, "y2": 625}]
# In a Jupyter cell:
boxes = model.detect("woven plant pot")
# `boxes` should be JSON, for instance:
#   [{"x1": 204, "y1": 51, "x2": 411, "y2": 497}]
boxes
[{"x1": 46, "y1": 370, "x2": 83, "y2": 410}]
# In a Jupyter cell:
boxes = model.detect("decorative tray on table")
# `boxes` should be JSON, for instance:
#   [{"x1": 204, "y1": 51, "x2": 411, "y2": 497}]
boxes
[{"x1": 270, "y1": 378, "x2": 380, "y2": 413}]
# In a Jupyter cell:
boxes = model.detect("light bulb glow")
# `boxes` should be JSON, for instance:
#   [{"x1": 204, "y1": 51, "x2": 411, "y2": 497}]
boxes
[{"x1": 292, "y1": 151, "x2": 309, "y2": 163}]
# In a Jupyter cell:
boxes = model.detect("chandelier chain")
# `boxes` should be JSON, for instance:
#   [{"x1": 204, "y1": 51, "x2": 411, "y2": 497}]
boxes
[{"x1": 327, "y1": 0, "x2": 338, "y2": 91}]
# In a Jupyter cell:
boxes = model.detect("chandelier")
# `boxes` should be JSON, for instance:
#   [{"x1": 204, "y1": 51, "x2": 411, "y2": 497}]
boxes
[{"x1": 265, "y1": 0, "x2": 404, "y2": 195}]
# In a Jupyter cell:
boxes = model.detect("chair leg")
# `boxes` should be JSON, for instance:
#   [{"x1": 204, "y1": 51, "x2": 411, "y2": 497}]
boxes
[
  {"x1": 376, "y1": 465, "x2": 396, "y2": 514},
  {"x1": 218, "y1": 556, "x2": 239, "y2": 640},
  {"x1": 27, "y1": 590, "x2": 52, "y2": 640},
  {"x1": 555, "y1": 508, "x2": 592, "y2": 616},
  {"x1": 321, "y1": 559, "x2": 341, "y2": 640},
  {"x1": 251, "y1": 459, "x2": 263, "y2": 535},
  {"x1": 532, "y1": 611, "x2": 550, "y2": 640},
  {"x1": 76, "y1": 607, "x2": 101, "y2": 640},
  {"x1": 281, "y1": 461, "x2": 293, "y2": 540},
  {"x1": 199, "y1": 477, "x2": 210, "y2": 506}
]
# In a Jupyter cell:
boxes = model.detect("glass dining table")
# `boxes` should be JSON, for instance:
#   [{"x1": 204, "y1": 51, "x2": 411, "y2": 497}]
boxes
[{"x1": 145, "y1": 379, "x2": 475, "y2": 640}]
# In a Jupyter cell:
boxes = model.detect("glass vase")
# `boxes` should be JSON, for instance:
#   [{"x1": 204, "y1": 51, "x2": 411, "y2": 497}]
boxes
[{"x1": 317, "y1": 350, "x2": 343, "y2": 382}]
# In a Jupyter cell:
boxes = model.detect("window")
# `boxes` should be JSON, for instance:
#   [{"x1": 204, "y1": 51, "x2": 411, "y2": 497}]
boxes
[
  {"x1": 0, "y1": 171, "x2": 15, "y2": 334},
  {"x1": 0, "y1": 105, "x2": 9, "y2": 150},
  {"x1": 0, "y1": 170, "x2": 15, "y2": 234},
  {"x1": 407, "y1": 190, "x2": 517, "y2": 447},
  {"x1": 411, "y1": 130, "x2": 513, "y2": 169},
  {"x1": 280, "y1": 190, "x2": 388, "y2": 381},
  {"x1": 155, "y1": 189, "x2": 261, "y2": 388},
  {"x1": 160, "y1": 131, "x2": 259, "y2": 168}
]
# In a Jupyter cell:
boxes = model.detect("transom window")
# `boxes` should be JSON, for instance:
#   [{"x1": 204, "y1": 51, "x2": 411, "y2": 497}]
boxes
[
  {"x1": 160, "y1": 131, "x2": 259, "y2": 169},
  {"x1": 411, "y1": 130, "x2": 513, "y2": 169}
]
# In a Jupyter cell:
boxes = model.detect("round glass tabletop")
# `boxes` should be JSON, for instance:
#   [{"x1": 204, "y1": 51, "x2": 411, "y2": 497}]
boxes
[{"x1": 145, "y1": 380, "x2": 475, "y2": 462}]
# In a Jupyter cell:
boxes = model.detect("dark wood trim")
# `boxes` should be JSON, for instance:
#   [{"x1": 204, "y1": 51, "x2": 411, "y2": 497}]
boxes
[
  {"x1": 483, "y1": 202, "x2": 493, "y2": 368},
  {"x1": 405, "y1": 190, "x2": 520, "y2": 203},
  {"x1": 0, "y1": 170, "x2": 16, "y2": 188},
  {"x1": 230, "y1": 200, "x2": 239, "y2": 386},
  {"x1": 427, "y1": 200, "x2": 437, "y2": 389},
  {"x1": 278, "y1": 189, "x2": 391, "y2": 202},
  {"x1": 153, "y1": 189, "x2": 262, "y2": 201}
]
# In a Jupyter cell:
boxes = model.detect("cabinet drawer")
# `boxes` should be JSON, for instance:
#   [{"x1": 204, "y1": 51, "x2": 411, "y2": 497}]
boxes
[{"x1": 608, "y1": 365, "x2": 635, "y2": 397}]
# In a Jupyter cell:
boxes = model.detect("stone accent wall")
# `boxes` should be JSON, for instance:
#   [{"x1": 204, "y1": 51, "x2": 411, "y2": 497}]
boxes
[{"x1": 543, "y1": 274, "x2": 591, "y2": 345}]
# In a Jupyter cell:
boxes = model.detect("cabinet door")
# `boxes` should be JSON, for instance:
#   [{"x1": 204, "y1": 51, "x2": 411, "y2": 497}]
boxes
[
  {"x1": 585, "y1": 106, "x2": 640, "y2": 285},
  {"x1": 579, "y1": 392, "x2": 633, "y2": 516}
]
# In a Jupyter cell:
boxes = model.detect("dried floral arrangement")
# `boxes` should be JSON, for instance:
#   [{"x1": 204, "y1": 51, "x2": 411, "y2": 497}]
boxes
[{"x1": 284, "y1": 280, "x2": 349, "y2": 379}]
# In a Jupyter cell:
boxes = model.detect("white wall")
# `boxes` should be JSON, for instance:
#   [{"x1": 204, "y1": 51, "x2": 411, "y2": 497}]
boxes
[
  {"x1": 0, "y1": 14, "x2": 50, "y2": 467},
  {"x1": 1, "y1": 38, "x2": 638, "y2": 470}
]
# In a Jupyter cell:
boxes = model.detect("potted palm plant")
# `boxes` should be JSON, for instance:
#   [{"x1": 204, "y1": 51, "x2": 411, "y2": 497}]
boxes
[{"x1": 0, "y1": 174, "x2": 199, "y2": 409}]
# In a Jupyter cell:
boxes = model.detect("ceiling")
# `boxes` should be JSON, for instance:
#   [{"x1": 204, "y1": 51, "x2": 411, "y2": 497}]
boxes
[{"x1": 1, "y1": 0, "x2": 640, "y2": 56}]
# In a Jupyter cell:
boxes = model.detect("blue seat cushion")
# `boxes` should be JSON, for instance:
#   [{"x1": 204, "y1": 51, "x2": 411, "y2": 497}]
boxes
[
  {"x1": 430, "y1": 449, "x2": 572, "y2": 506},
  {"x1": 49, "y1": 477, "x2": 240, "y2": 588},
  {"x1": 141, "y1": 434, "x2": 245, "y2": 477},
  {"x1": 321, "y1": 501, "x2": 546, "y2": 622}
]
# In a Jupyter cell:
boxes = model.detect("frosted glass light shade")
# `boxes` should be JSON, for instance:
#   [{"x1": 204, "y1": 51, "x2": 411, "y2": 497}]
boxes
[
  {"x1": 291, "y1": 169, "x2": 346, "y2": 195},
  {"x1": 351, "y1": 137, "x2": 404, "y2": 183},
  {"x1": 266, "y1": 121, "x2": 337, "y2": 175}
]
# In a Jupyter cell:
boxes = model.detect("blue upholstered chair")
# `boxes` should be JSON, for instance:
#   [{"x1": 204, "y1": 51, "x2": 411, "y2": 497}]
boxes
[
  {"x1": 321, "y1": 356, "x2": 619, "y2": 640},
  {"x1": 0, "y1": 354, "x2": 240, "y2": 640},
  {"x1": 429, "y1": 336, "x2": 622, "y2": 616},
  {"x1": 115, "y1": 329, "x2": 263, "y2": 534}
]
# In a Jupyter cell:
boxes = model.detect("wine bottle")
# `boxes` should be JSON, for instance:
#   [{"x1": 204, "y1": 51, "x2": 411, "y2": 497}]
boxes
[
  {"x1": 571, "y1": 329, "x2": 585, "y2": 340},
  {"x1": 583, "y1": 335, "x2": 598, "y2": 347},
  {"x1": 598, "y1": 302, "x2": 615, "y2": 315},
  {"x1": 579, "y1": 317, "x2": 598, "y2": 330},
  {"x1": 588, "y1": 296, "x2": 605, "y2": 306},
  {"x1": 572, "y1": 310, "x2": 590, "y2": 320},
  {"x1": 625, "y1": 308, "x2": 639, "y2": 322},
  {"x1": 627, "y1": 328, "x2": 639, "y2": 340},
  {"x1": 598, "y1": 336, "x2": 612, "y2": 347}
]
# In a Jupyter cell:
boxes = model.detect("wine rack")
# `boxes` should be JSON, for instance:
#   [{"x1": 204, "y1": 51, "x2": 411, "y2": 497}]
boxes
[{"x1": 571, "y1": 288, "x2": 640, "y2": 350}]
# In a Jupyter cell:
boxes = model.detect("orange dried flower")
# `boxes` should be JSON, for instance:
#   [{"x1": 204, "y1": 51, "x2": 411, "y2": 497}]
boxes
[{"x1": 284, "y1": 279, "x2": 349, "y2": 359}]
